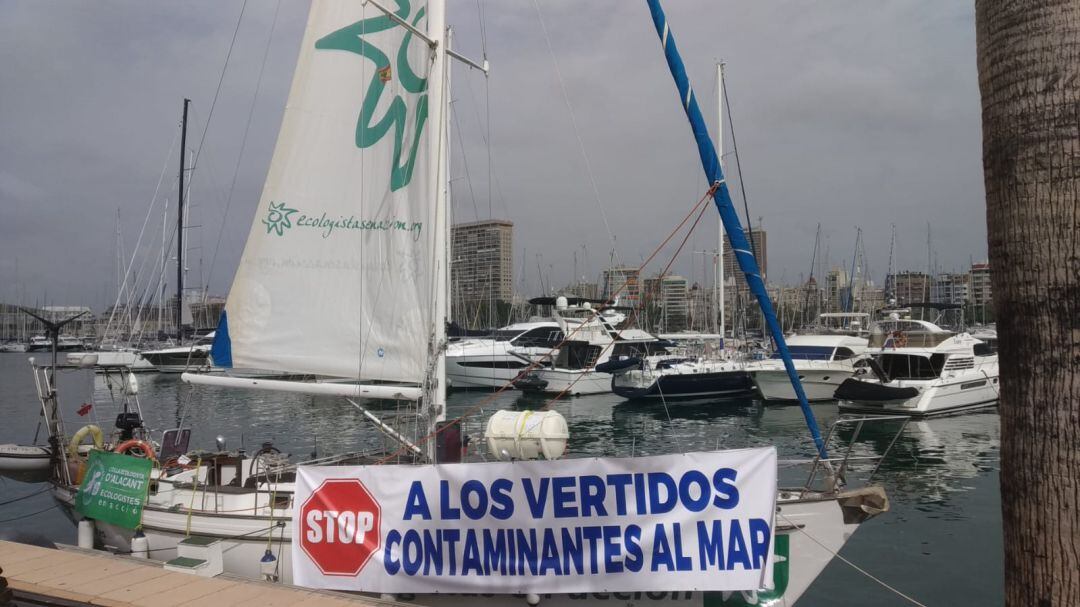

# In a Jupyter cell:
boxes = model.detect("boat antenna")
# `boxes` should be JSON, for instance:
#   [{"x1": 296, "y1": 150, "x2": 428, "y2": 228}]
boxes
[
  {"x1": 645, "y1": 0, "x2": 828, "y2": 459},
  {"x1": 21, "y1": 308, "x2": 88, "y2": 439}
]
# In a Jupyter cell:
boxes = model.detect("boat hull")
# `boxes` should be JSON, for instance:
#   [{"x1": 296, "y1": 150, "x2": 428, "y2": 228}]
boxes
[
  {"x1": 140, "y1": 348, "x2": 213, "y2": 373},
  {"x1": 53, "y1": 482, "x2": 878, "y2": 607},
  {"x1": 518, "y1": 369, "x2": 612, "y2": 395},
  {"x1": 612, "y1": 370, "x2": 753, "y2": 400},
  {"x1": 837, "y1": 362, "x2": 1000, "y2": 417},
  {"x1": 752, "y1": 368, "x2": 853, "y2": 401},
  {"x1": 445, "y1": 354, "x2": 530, "y2": 389},
  {"x1": 0, "y1": 444, "x2": 51, "y2": 472}
]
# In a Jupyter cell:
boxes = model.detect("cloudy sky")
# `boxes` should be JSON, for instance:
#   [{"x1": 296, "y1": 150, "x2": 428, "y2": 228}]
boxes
[{"x1": 0, "y1": 0, "x2": 986, "y2": 311}]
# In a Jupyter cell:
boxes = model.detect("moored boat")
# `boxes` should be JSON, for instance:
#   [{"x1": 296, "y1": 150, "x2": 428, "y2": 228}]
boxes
[
  {"x1": 750, "y1": 334, "x2": 869, "y2": 401},
  {"x1": 836, "y1": 316, "x2": 999, "y2": 417},
  {"x1": 33, "y1": 2, "x2": 902, "y2": 605}
]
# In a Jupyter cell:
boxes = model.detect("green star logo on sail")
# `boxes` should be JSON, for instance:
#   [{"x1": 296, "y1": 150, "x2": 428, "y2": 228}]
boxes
[
  {"x1": 315, "y1": 1, "x2": 429, "y2": 191},
  {"x1": 263, "y1": 201, "x2": 298, "y2": 236}
]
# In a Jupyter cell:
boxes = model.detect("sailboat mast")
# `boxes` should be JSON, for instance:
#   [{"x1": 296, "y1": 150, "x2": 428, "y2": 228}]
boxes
[
  {"x1": 176, "y1": 98, "x2": 190, "y2": 339},
  {"x1": 715, "y1": 62, "x2": 725, "y2": 340},
  {"x1": 429, "y1": 0, "x2": 449, "y2": 437}
]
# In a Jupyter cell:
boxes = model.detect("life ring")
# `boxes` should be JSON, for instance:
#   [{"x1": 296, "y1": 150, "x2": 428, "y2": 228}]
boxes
[
  {"x1": 891, "y1": 330, "x2": 908, "y2": 348},
  {"x1": 68, "y1": 424, "x2": 104, "y2": 458},
  {"x1": 114, "y1": 439, "x2": 156, "y2": 460}
]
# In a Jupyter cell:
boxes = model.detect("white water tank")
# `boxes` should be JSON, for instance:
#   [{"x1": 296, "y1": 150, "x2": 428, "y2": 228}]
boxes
[{"x1": 485, "y1": 410, "x2": 569, "y2": 461}]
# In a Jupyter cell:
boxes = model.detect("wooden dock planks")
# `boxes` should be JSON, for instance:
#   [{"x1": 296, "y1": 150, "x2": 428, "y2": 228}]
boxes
[{"x1": 0, "y1": 540, "x2": 401, "y2": 607}]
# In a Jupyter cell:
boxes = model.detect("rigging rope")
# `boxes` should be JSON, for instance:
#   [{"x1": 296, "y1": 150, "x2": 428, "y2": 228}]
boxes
[
  {"x1": 374, "y1": 185, "x2": 719, "y2": 465},
  {"x1": 0, "y1": 503, "x2": 59, "y2": 523},
  {"x1": 531, "y1": 0, "x2": 620, "y2": 264},
  {"x1": 205, "y1": 0, "x2": 283, "y2": 296},
  {"x1": 778, "y1": 512, "x2": 930, "y2": 607},
  {"x1": 187, "y1": 0, "x2": 249, "y2": 183},
  {"x1": 0, "y1": 487, "x2": 50, "y2": 507},
  {"x1": 721, "y1": 68, "x2": 758, "y2": 267}
]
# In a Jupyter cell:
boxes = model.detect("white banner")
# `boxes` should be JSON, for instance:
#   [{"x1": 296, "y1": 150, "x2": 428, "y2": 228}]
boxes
[{"x1": 292, "y1": 449, "x2": 777, "y2": 594}]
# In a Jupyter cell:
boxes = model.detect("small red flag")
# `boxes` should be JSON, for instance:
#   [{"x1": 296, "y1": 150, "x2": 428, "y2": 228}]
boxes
[{"x1": 77, "y1": 403, "x2": 93, "y2": 416}]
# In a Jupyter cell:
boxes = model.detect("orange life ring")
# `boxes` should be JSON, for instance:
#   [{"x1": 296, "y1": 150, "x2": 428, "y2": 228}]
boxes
[
  {"x1": 114, "y1": 439, "x2": 156, "y2": 460},
  {"x1": 891, "y1": 330, "x2": 908, "y2": 348}
]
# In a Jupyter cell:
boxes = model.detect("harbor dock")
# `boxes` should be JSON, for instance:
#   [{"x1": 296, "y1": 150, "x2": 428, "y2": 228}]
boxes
[{"x1": 0, "y1": 540, "x2": 402, "y2": 607}]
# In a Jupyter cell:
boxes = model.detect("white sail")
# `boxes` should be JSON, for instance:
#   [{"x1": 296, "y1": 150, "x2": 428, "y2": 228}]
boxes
[{"x1": 214, "y1": 0, "x2": 435, "y2": 384}]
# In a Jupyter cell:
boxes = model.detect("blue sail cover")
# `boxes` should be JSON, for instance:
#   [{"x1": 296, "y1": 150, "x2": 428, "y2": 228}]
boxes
[{"x1": 644, "y1": 0, "x2": 828, "y2": 458}]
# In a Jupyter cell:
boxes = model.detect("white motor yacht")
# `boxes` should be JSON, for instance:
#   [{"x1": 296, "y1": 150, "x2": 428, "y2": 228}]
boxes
[
  {"x1": 445, "y1": 320, "x2": 562, "y2": 389},
  {"x1": 750, "y1": 334, "x2": 869, "y2": 401},
  {"x1": 836, "y1": 317, "x2": 999, "y2": 417},
  {"x1": 140, "y1": 333, "x2": 214, "y2": 373},
  {"x1": 510, "y1": 297, "x2": 671, "y2": 395}
]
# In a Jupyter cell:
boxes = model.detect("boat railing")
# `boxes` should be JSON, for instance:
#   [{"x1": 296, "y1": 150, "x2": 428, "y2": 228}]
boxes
[{"x1": 795, "y1": 414, "x2": 910, "y2": 497}]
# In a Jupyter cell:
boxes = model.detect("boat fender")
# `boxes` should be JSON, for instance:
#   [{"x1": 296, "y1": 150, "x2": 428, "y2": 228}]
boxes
[
  {"x1": 260, "y1": 549, "x2": 278, "y2": 581},
  {"x1": 114, "y1": 439, "x2": 156, "y2": 460},
  {"x1": 77, "y1": 519, "x2": 95, "y2": 550},
  {"x1": 131, "y1": 530, "x2": 149, "y2": 559},
  {"x1": 125, "y1": 373, "x2": 139, "y2": 396},
  {"x1": 68, "y1": 425, "x2": 104, "y2": 458}
]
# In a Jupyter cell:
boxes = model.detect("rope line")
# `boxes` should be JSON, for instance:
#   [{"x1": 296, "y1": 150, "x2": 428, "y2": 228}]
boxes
[
  {"x1": 778, "y1": 512, "x2": 929, "y2": 607},
  {"x1": 531, "y1": 0, "x2": 619, "y2": 263},
  {"x1": 0, "y1": 503, "x2": 59, "y2": 524},
  {"x1": 0, "y1": 487, "x2": 51, "y2": 507},
  {"x1": 373, "y1": 185, "x2": 719, "y2": 466}
]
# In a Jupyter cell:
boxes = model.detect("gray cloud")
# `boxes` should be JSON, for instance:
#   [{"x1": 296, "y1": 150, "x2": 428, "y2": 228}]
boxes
[{"x1": 0, "y1": 0, "x2": 986, "y2": 311}]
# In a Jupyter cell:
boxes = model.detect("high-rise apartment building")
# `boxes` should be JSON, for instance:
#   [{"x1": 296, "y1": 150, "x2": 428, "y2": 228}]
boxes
[
  {"x1": 659, "y1": 275, "x2": 689, "y2": 332},
  {"x1": 601, "y1": 267, "x2": 641, "y2": 309},
  {"x1": 886, "y1": 271, "x2": 930, "y2": 306},
  {"x1": 931, "y1": 273, "x2": 971, "y2": 305},
  {"x1": 970, "y1": 262, "x2": 992, "y2": 307},
  {"x1": 722, "y1": 227, "x2": 767, "y2": 288},
  {"x1": 451, "y1": 219, "x2": 514, "y2": 310}
]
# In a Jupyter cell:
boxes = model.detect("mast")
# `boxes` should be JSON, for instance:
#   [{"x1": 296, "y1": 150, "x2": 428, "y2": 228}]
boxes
[
  {"x1": 176, "y1": 98, "x2": 190, "y2": 340},
  {"x1": 846, "y1": 227, "x2": 861, "y2": 312},
  {"x1": 886, "y1": 223, "x2": 896, "y2": 304},
  {"x1": 429, "y1": 0, "x2": 449, "y2": 449},
  {"x1": 646, "y1": 0, "x2": 827, "y2": 458},
  {"x1": 715, "y1": 62, "x2": 725, "y2": 340}
]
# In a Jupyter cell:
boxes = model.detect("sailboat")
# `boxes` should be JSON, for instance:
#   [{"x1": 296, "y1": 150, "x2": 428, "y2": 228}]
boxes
[{"x1": 37, "y1": 1, "x2": 905, "y2": 604}]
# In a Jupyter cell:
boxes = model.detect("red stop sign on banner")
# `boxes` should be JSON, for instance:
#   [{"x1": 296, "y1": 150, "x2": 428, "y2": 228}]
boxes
[{"x1": 299, "y1": 478, "x2": 382, "y2": 576}]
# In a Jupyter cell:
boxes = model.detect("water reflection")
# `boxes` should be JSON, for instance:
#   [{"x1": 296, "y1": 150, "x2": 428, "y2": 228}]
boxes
[{"x1": 2, "y1": 355, "x2": 1001, "y2": 535}]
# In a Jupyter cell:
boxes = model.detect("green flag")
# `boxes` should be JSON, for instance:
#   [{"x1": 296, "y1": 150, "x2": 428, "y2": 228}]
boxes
[{"x1": 74, "y1": 450, "x2": 153, "y2": 529}]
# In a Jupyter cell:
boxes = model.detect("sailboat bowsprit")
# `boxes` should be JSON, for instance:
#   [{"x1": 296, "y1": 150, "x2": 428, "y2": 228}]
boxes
[{"x1": 33, "y1": 1, "x2": 906, "y2": 605}]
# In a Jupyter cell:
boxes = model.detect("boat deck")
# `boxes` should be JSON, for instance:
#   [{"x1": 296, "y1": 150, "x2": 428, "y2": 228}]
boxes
[{"x1": 0, "y1": 540, "x2": 403, "y2": 607}]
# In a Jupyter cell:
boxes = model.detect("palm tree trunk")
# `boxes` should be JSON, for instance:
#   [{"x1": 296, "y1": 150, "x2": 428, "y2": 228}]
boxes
[{"x1": 976, "y1": 1, "x2": 1080, "y2": 604}]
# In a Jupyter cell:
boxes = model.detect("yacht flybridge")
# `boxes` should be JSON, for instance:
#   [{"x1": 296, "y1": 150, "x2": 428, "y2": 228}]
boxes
[{"x1": 835, "y1": 316, "x2": 1000, "y2": 417}]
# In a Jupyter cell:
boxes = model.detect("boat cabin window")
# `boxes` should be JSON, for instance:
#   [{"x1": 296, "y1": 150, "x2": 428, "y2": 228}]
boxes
[
  {"x1": 877, "y1": 353, "x2": 947, "y2": 380},
  {"x1": 512, "y1": 327, "x2": 563, "y2": 348},
  {"x1": 973, "y1": 339, "x2": 997, "y2": 356},
  {"x1": 770, "y1": 345, "x2": 833, "y2": 361},
  {"x1": 610, "y1": 341, "x2": 666, "y2": 359},
  {"x1": 833, "y1": 347, "x2": 857, "y2": 361}
]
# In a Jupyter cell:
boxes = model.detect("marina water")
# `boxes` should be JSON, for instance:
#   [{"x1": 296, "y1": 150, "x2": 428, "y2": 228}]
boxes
[{"x1": 0, "y1": 353, "x2": 1001, "y2": 605}]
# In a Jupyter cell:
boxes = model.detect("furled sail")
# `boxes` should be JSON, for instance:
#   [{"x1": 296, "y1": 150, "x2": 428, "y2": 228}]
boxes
[{"x1": 213, "y1": 0, "x2": 435, "y2": 384}]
